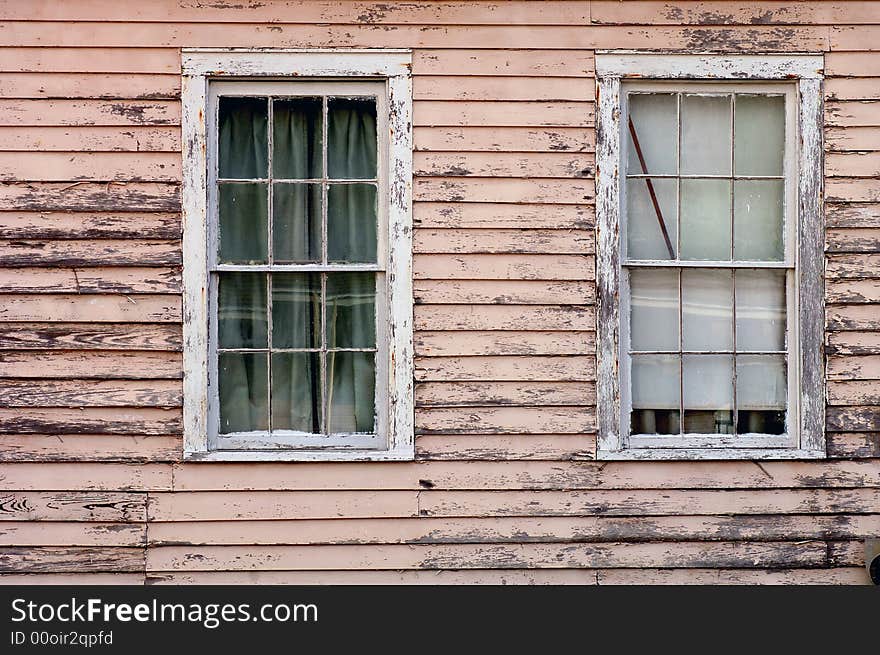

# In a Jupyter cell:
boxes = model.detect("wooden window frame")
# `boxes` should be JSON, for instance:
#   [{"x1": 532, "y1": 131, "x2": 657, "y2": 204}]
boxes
[
  {"x1": 181, "y1": 49, "x2": 414, "y2": 462},
  {"x1": 595, "y1": 53, "x2": 825, "y2": 461}
]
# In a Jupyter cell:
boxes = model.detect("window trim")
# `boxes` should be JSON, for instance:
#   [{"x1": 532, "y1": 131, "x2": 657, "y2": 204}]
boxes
[
  {"x1": 595, "y1": 53, "x2": 825, "y2": 460},
  {"x1": 181, "y1": 49, "x2": 414, "y2": 462}
]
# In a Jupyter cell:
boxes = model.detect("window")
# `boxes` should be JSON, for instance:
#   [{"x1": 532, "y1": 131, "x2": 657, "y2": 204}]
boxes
[
  {"x1": 181, "y1": 50, "x2": 413, "y2": 461},
  {"x1": 595, "y1": 54, "x2": 824, "y2": 460}
]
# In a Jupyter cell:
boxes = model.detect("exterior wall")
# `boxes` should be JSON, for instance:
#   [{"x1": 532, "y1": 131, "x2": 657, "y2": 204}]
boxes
[{"x1": 0, "y1": 1, "x2": 877, "y2": 584}]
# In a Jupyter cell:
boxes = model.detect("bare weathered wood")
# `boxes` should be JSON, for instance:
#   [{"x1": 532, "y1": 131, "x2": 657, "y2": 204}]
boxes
[
  {"x1": 419, "y1": 488, "x2": 880, "y2": 518},
  {"x1": 0, "y1": 99, "x2": 179, "y2": 126},
  {"x1": 828, "y1": 354, "x2": 880, "y2": 380},
  {"x1": 0, "y1": 379, "x2": 181, "y2": 407},
  {"x1": 828, "y1": 380, "x2": 880, "y2": 406},
  {"x1": 416, "y1": 381, "x2": 595, "y2": 407},
  {"x1": 0, "y1": 323, "x2": 181, "y2": 350},
  {"x1": 0, "y1": 435, "x2": 181, "y2": 463},
  {"x1": 413, "y1": 229, "x2": 593, "y2": 255},
  {"x1": 0, "y1": 126, "x2": 181, "y2": 152},
  {"x1": 415, "y1": 127, "x2": 593, "y2": 152},
  {"x1": 416, "y1": 434, "x2": 596, "y2": 461},
  {"x1": 145, "y1": 541, "x2": 828, "y2": 571},
  {"x1": 826, "y1": 228, "x2": 880, "y2": 253},
  {"x1": 827, "y1": 304, "x2": 880, "y2": 331},
  {"x1": 415, "y1": 280, "x2": 594, "y2": 305},
  {"x1": 827, "y1": 331, "x2": 880, "y2": 356},
  {"x1": 826, "y1": 253, "x2": 880, "y2": 279},
  {"x1": 0, "y1": 351, "x2": 182, "y2": 379},
  {"x1": 0, "y1": 212, "x2": 180, "y2": 239},
  {"x1": 826, "y1": 406, "x2": 880, "y2": 432},
  {"x1": 416, "y1": 331, "x2": 595, "y2": 356},
  {"x1": 827, "y1": 432, "x2": 880, "y2": 458},
  {"x1": 591, "y1": 2, "x2": 880, "y2": 26},
  {"x1": 826, "y1": 202, "x2": 880, "y2": 228},
  {"x1": 0, "y1": 407, "x2": 181, "y2": 435},
  {"x1": 0, "y1": 547, "x2": 144, "y2": 573},
  {"x1": 0, "y1": 492, "x2": 145, "y2": 521},
  {"x1": 0, "y1": 572, "x2": 144, "y2": 584},
  {"x1": 147, "y1": 514, "x2": 880, "y2": 547},
  {"x1": 0, "y1": 241, "x2": 181, "y2": 266},
  {"x1": 826, "y1": 279, "x2": 880, "y2": 304},
  {"x1": 597, "y1": 568, "x2": 870, "y2": 585},
  {"x1": 0, "y1": 182, "x2": 180, "y2": 212}
]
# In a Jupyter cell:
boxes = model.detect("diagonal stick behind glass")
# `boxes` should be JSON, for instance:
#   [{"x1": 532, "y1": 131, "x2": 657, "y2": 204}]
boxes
[{"x1": 628, "y1": 116, "x2": 676, "y2": 259}]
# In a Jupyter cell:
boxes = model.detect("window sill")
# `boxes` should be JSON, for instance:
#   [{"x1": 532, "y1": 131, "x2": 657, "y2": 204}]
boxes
[
  {"x1": 183, "y1": 446, "x2": 414, "y2": 462},
  {"x1": 597, "y1": 448, "x2": 825, "y2": 461}
]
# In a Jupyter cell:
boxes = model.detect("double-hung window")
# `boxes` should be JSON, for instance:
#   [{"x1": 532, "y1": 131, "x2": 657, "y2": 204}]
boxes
[
  {"x1": 595, "y1": 54, "x2": 824, "y2": 460},
  {"x1": 181, "y1": 50, "x2": 414, "y2": 461}
]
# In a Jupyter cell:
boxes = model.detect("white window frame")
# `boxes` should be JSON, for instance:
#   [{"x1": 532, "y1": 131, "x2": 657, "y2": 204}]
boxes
[
  {"x1": 595, "y1": 53, "x2": 825, "y2": 460},
  {"x1": 181, "y1": 49, "x2": 414, "y2": 462}
]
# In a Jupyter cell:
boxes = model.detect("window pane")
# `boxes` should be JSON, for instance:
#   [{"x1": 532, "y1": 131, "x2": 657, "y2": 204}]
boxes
[
  {"x1": 737, "y1": 354, "x2": 786, "y2": 435},
  {"x1": 218, "y1": 352, "x2": 268, "y2": 433},
  {"x1": 218, "y1": 97, "x2": 268, "y2": 179},
  {"x1": 326, "y1": 272, "x2": 376, "y2": 349},
  {"x1": 734, "y1": 94, "x2": 785, "y2": 177},
  {"x1": 327, "y1": 183, "x2": 377, "y2": 263},
  {"x1": 734, "y1": 180, "x2": 784, "y2": 261},
  {"x1": 681, "y1": 94, "x2": 731, "y2": 175},
  {"x1": 682, "y1": 269, "x2": 733, "y2": 351},
  {"x1": 683, "y1": 354, "x2": 733, "y2": 434},
  {"x1": 273, "y1": 98, "x2": 322, "y2": 180},
  {"x1": 271, "y1": 352, "x2": 321, "y2": 433},
  {"x1": 630, "y1": 268, "x2": 679, "y2": 351},
  {"x1": 328, "y1": 98, "x2": 377, "y2": 179},
  {"x1": 273, "y1": 183, "x2": 322, "y2": 263},
  {"x1": 625, "y1": 177, "x2": 677, "y2": 260},
  {"x1": 680, "y1": 179, "x2": 731, "y2": 261},
  {"x1": 626, "y1": 93, "x2": 678, "y2": 175},
  {"x1": 631, "y1": 354, "x2": 680, "y2": 435},
  {"x1": 218, "y1": 272, "x2": 267, "y2": 349},
  {"x1": 271, "y1": 273, "x2": 321, "y2": 349},
  {"x1": 218, "y1": 182, "x2": 268, "y2": 263},
  {"x1": 736, "y1": 269, "x2": 786, "y2": 351},
  {"x1": 327, "y1": 351, "x2": 376, "y2": 433}
]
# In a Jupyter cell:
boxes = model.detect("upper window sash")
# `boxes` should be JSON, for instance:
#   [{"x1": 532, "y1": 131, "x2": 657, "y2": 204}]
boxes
[
  {"x1": 594, "y1": 53, "x2": 825, "y2": 461},
  {"x1": 181, "y1": 49, "x2": 414, "y2": 462}
]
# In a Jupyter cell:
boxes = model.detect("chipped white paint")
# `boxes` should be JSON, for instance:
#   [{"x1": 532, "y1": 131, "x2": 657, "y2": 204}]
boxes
[
  {"x1": 181, "y1": 50, "x2": 414, "y2": 462},
  {"x1": 595, "y1": 53, "x2": 826, "y2": 461}
]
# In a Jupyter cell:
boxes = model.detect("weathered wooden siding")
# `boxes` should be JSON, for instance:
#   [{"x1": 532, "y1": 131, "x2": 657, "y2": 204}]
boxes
[{"x1": 0, "y1": 1, "x2": 877, "y2": 585}]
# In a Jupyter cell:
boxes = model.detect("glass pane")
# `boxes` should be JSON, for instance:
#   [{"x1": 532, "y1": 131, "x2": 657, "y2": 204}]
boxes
[
  {"x1": 271, "y1": 273, "x2": 321, "y2": 349},
  {"x1": 625, "y1": 177, "x2": 677, "y2": 260},
  {"x1": 327, "y1": 183, "x2": 377, "y2": 263},
  {"x1": 271, "y1": 352, "x2": 321, "y2": 433},
  {"x1": 273, "y1": 97, "x2": 322, "y2": 180},
  {"x1": 328, "y1": 98, "x2": 377, "y2": 180},
  {"x1": 217, "y1": 272, "x2": 267, "y2": 349},
  {"x1": 736, "y1": 269, "x2": 786, "y2": 351},
  {"x1": 326, "y1": 272, "x2": 376, "y2": 349},
  {"x1": 327, "y1": 351, "x2": 376, "y2": 433},
  {"x1": 631, "y1": 354, "x2": 680, "y2": 435},
  {"x1": 218, "y1": 97, "x2": 268, "y2": 179},
  {"x1": 626, "y1": 93, "x2": 678, "y2": 175},
  {"x1": 682, "y1": 269, "x2": 733, "y2": 351},
  {"x1": 680, "y1": 179, "x2": 731, "y2": 261},
  {"x1": 683, "y1": 354, "x2": 733, "y2": 434},
  {"x1": 218, "y1": 182, "x2": 268, "y2": 264},
  {"x1": 734, "y1": 94, "x2": 785, "y2": 176},
  {"x1": 218, "y1": 352, "x2": 268, "y2": 433},
  {"x1": 681, "y1": 94, "x2": 731, "y2": 175},
  {"x1": 737, "y1": 354, "x2": 786, "y2": 435},
  {"x1": 734, "y1": 180, "x2": 784, "y2": 261},
  {"x1": 629, "y1": 268, "x2": 679, "y2": 351},
  {"x1": 273, "y1": 183, "x2": 322, "y2": 263}
]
